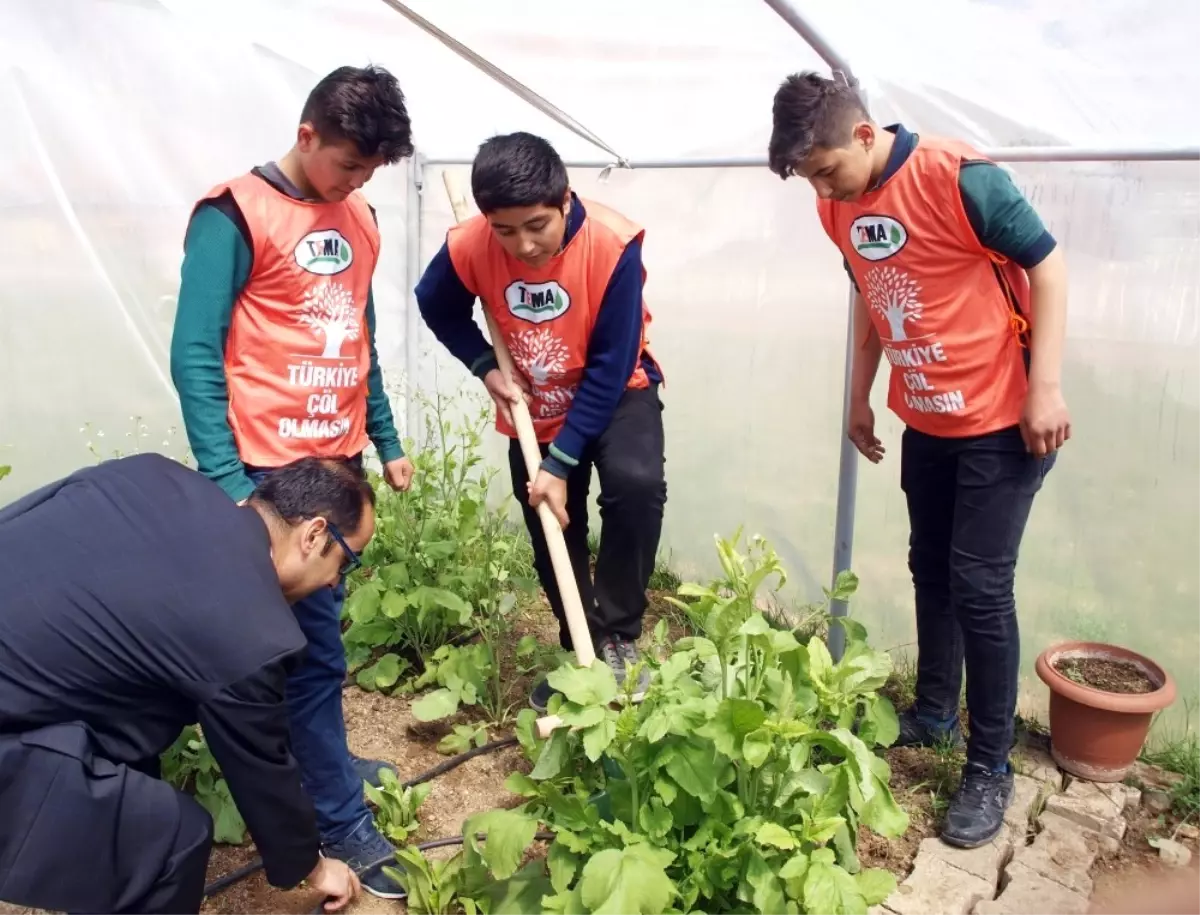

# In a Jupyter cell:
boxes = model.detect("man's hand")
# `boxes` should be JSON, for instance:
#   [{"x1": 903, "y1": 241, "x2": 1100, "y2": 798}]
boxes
[
  {"x1": 1021, "y1": 380, "x2": 1071, "y2": 456},
  {"x1": 483, "y1": 368, "x2": 533, "y2": 426},
  {"x1": 382, "y1": 456, "x2": 415, "y2": 492},
  {"x1": 528, "y1": 470, "x2": 569, "y2": 529},
  {"x1": 307, "y1": 857, "x2": 361, "y2": 912},
  {"x1": 848, "y1": 399, "x2": 885, "y2": 464}
]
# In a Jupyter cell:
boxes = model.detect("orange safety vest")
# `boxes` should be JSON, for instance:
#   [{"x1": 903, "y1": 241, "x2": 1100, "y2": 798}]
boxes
[
  {"x1": 446, "y1": 198, "x2": 660, "y2": 442},
  {"x1": 818, "y1": 136, "x2": 1031, "y2": 438},
  {"x1": 192, "y1": 173, "x2": 379, "y2": 467}
]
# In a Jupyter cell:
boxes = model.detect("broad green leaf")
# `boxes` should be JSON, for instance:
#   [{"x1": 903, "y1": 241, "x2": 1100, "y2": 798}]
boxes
[
  {"x1": 582, "y1": 717, "x2": 617, "y2": 762},
  {"x1": 515, "y1": 635, "x2": 539, "y2": 657},
  {"x1": 201, "y1": 779, "x2": 247, "y2": 845},
  {"x1": 381, "y1": 590, "x2": 409, "y2": 619},
  {"x1": 412, "y1": 687, "x2": 460, "y2": 721},
  {"x1": 803, "y1": 815, "x2": 846, "y2": 846},
  {"x1": 345, "y1": 585, "x2": 381, "y2": 623},
  {"x1": 422, "y1": 540, "x2": 457, "y2": 560},
  {"x1": 807, "y1": 638, "x2": 834, "y2": 688},
  {"x1": 664, "y1": 741, "x2": 720, "y2": 803},
  {"x1": 504, "y1": 772, "x2": 539, "y2": 797},
  {"x1": 639, "y1": 797, "x2": 674, "y2": 839},
  {"x1": 654, "y1": 776, "x2": 678, "y2": 805},
  {"x1": 860, "y1": 696, "x2": 900, "y2": 748},
  {"x1": 804, "y1": 851, "x2": 867, "y2": 915},
  {"x1": 698, "y1": 698, "x2": 766, "y2": 758},
  {"x1": 530, "y1": 728, "x2": 569, "y2": 780},
  {"x1": 832, "y1": 821, "x2": 861, "y2": 874},
  {"x1": 559, "y1": 703, "x2": 607, "y2": 730},
  {"x1": 739, "y1": 849, "x2": 787, "y2": 915},
  {"x1": 547, "y1": 842, "x2": 579, "y2": 894},
  {"x1": 860, "y1": 771, "x2": 909, "y2": 837},
  {"x1": 829, "y1": 569, "x2": 859, "y2": 602},
  {"x1": 673, "y1": 636, "x2": 718, "y2": 659},
  {"x1": 358, "y1": 653, "x2": 406, "y2": 692},
  {"x1": 742, "y1": 728, "x2": 772, "y2": 768},
  {"x1": 542, "y1": 884, "x2": 587, "y2": 915},
  {"x1": 856, "y1": 868, "x2": 896, "y2": 905},
  {"x1": 676, "y1": 582, "x2": 716, "y2": 599},
  {"x1": 738, "y1": 614, "x2": 772, "y2": 636},
  {"x1": 832, "y1": 615, "x2": 868, "y2": 645},
  {"x1": 779, "y1": 853, "x2": 810, "y2": 900},
  {"x1": 754, "y1": 822, "x2": 798, "y2": 850},
  {"x1": 478, "y1": 861, "x2": 554, "y2": 913},
  {"x1": 464, "y1": 808, "x2": 538, "y2": 880},
  {"x1": 379, "y1": 562, "x2": 410, "y2": 589},
  {"x1": 547, "y1": 661, "x2": 618, "y2": 707},
  {"x1": 578, "y1": 846, "x2": 677, "y2": 915}
]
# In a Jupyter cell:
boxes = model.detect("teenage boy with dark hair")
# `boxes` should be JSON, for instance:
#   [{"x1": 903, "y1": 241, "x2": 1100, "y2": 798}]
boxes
[
  {"x1": 416, "y1": 131, "x2": 667, "y2": 712},
  {"x1": 171, "y1": 65, "x2": 415, "y2": 896},
  {"x1": 768, "y1": 72, "x2": 1071, "y2": 848}
]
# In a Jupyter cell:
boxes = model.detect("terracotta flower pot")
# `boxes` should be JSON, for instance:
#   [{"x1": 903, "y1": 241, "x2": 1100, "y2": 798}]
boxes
[{"x1": 1035, "y1": 641, "x2": 1176, "y2": 782}]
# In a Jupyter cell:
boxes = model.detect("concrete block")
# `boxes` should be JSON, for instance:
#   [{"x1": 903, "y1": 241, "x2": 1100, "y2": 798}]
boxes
[
  {"x1": 1093, "y1": 779, "x2": 1140, "y2": 813},
  {"x1": 1012, "y1": 745, "x2": 1063, "y2": 790},
  {"x1": 884, "y1": 856, "x2": 994, "y2": 915},
  {"x1": 915, "y1": 827, "x2": 1013, "y2": 885},
  {"x1": 1012, "y1": 816, "x2": 1096, "y2": 896},
  {"x1": 979, "y1": 861, "x2": 1090, "y2": 915},
  {"x1": 1003, "y1": 775, "x2": 1047, "y2": 834},
  {"x1": 1043, "y1": 779, "x2": 1127, "y2": 841}
]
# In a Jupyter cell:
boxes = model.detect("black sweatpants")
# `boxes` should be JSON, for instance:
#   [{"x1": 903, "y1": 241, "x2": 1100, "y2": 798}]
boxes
[
  {"x1": 0, "y1": 722, "x2": 214, "y2": 914},
  {"x1": 509, "y1": 385, "x2": 667, "y2": 651},
  {"x1": 901, "y1": 424, "x2": 1056, "y2": 771}
]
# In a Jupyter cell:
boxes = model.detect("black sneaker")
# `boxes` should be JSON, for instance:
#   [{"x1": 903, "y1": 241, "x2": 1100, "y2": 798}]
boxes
[
  {"x1": 349, "y1": 754, "x2": 398, "y2": 789},
  {"x1": 940, "y1": 762, "x2": 1014, "y2": 849},
  {"x1": 599, "y1": 637, "x2": 650, "y2": 702},
  {"x1": 894, "y1": 708, "x2": 965, "y2": 750},
  {"x1": 530, "y1": 677, "x2": 560, "y2": 714},
  {"x1": 322, "y1": 816, "x2": 406, "y2": 899}
]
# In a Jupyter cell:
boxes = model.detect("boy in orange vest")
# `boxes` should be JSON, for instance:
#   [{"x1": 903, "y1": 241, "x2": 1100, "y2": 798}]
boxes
[
  {"x1": 171, "y1": 66, "x2": 414, "y2": 898},
  {"x1": 769, "y1": 72, "x2": 1071, "y2": 848},
  {"x1": 416, "y1": 132, "x2": 666, "y2": 712}
]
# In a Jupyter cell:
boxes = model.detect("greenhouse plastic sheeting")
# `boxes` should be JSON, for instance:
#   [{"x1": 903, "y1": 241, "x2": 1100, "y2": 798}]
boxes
[{"x1": 1, "y1": 0, "x2": 1197, "y2": 724}]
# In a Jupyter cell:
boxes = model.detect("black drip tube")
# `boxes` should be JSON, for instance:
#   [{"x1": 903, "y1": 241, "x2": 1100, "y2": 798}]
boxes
[{"x1": 201, "y1": 736, "x2": 520, "y2": 900}]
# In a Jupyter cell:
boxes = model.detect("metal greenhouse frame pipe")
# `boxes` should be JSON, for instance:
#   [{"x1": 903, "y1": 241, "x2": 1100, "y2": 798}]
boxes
[{"x1": 405, "y1": 155, "x2": 425, "y2": 441}]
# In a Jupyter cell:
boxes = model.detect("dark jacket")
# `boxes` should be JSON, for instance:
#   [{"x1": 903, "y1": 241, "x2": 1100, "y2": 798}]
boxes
[{"x1": 0, "y1": 454, "x2": 319, "y2": 887}]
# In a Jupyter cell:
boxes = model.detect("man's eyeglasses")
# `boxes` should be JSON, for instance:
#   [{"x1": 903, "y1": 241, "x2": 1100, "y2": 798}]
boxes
[{"x1": 326, "y1": 522, "x2": 362, "y2": 577}]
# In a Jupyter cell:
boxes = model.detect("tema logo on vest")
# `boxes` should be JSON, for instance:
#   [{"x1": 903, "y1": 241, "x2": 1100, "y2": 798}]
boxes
[
  {"x1": 850, "y1": 215, "x2": 907, "y2": 262},
  {"x1": 294, "y1": 230, "x2": 354, "y2": 276},
  {"x1": 505, "y1": 280, "x2": 571, "y2": 325}
]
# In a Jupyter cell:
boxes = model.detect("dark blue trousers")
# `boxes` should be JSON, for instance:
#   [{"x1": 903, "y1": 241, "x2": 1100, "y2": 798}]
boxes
[{"x1": 901, "y1": 425, "x2": 1056, "y2": 770}]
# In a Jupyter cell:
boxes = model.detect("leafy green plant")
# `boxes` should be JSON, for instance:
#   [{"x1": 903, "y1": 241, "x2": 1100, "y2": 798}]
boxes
[
  {"x1": 365, "y1": 768, "x2": 432, "y2": 844},
  {"x1": 411, "y1": 532, "x2": 907, "y2": 914},
  {"x1": 160, "y1": 726, "x2": 247, "y2": 844},
  {"x1": 344, "y1": 392, "x2": 535, "y2": 690}
]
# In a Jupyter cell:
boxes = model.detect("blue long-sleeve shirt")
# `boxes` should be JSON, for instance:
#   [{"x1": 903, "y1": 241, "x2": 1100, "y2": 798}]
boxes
[{"x1": 416, "y1": 195, "x2": 658, "y2": 478}]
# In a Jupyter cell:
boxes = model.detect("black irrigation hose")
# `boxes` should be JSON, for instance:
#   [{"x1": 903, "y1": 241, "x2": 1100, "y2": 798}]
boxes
[
  {"x1": 307, "y1": 832, "x2": 556, "y2": 914},
  {"x1": 201, "y1": 736, "x2": 520, "y2": 899}
]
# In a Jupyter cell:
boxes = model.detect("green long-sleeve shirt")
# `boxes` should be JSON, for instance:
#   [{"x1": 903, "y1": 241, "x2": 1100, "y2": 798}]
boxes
[{"x1": 170, "y1": 166, "x2": 403, "y2": 502}]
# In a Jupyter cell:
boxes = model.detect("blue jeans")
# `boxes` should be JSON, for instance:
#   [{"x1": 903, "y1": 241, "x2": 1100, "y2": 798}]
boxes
[
  {"x1": 900, "y1": 425, "x2": 1056, "y2": 771},
  {"x1": 246, "y1": 469, "x2": 369, "y2": 844}
]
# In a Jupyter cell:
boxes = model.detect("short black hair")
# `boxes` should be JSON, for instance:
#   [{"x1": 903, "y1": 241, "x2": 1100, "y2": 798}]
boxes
[
  {"x1": 300, "y1": 65, "x2": 414, "y2": 164},
  {"x1": 470, "y1": 132, "x2": 569, "y2": 213},
  {"x1": 768, "y1": 71, "x2": 869, "y2": 179},
  {"x1": 249, "y1": 457, "x2": 375, "y2": 539}
]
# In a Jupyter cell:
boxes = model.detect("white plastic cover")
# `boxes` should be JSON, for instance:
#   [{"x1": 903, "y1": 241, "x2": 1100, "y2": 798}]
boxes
[{"x1": 1, "y1": 0, "x2": 1196, "y2": 723}]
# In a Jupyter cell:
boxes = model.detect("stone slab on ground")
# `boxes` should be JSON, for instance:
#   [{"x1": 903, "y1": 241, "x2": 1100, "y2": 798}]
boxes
[
  {"x1": 915, "y1": 827, "x2": 1014, "y2": 885},
  {"x1": 885, "y1": 856, "x2": 995, "y2": 915},
  {"x1": 1012, "y1": 745, "x2": 1063, "y2": 791},
  {"x1": 1012, "y1": 813, "x2": 1097, "y2": 896},
  {"x1": 1043, "y1": 779, "x2": 1128, "y2": 841},
  {"x1": 974, "y1": 861, "x2": 1090, "y2": 915},
  {"x1": 1003, "y1": 775, "x2": 1047, "y2": 834}
]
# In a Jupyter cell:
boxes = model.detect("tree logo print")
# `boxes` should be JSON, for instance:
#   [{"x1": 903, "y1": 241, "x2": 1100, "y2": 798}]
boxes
[
  {"x1": 298, "y1": 282, "x2": 360, "y2": 358},
  {"x1": 864, "y1": 266, "x2": 923, "y2": 341},
  {"x1": 509, "y1": 328, "x2": 570, "y2": 386}
]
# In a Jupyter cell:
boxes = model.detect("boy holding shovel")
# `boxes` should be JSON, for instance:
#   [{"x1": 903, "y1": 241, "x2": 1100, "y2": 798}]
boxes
[
  {"x1": 416, "y1": 131, "x2": 666, "y2": 712},
  {"x1": 768, "y1": 72, "x2": 1070, "y2": 848}
]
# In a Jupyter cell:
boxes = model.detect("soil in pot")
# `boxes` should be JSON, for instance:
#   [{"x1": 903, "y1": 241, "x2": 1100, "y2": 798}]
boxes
[{"x1": 1053, "y1": 656, "x2": 1156, "y2": 694}]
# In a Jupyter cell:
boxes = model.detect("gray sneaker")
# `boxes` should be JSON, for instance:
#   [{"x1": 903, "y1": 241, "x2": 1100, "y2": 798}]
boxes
[{"x1": 600, "y1": 637, "x2": 650, "y2": 702}]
